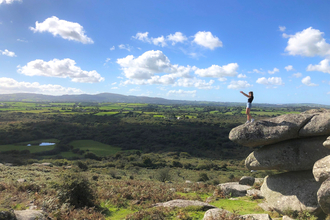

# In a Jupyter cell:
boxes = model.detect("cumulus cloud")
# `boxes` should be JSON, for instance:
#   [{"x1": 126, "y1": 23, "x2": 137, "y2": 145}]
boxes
[
  {"x1": 117, "y1": 50, "x2": 192, "y2": 82},
  {"x1": 237, "y1": 74, "x2": 247, "y2": 78},
  {"x1": 103, "y1": 58, "x2": 111, "y2": 66},
  {"x1": 18, "y1": 58, "x2": 104, "y2": 83},
  {"x1": 167, "y1": 89, "x2": 196, "y2": 97},
  {"x1": 292, "y1": 72, "x2": 302, "y2": 78},
  {"x1": 174, "y1": 78, "x2": 214, "y2": 89},
  {"x1": 0, "y1": 0, "x2": 21, "y2": 4},
  {"x1": 30, "y1": 16, "x2": 94, "y2": 44},
  {"x1": 0, "y1": 77, "x2": 83, "y2": 95},
  {"x1": 195, "y1": 63, "x2": 238, "y2": 78},
  {"x1": 227, "y1": 80, "x2": 252, "y2": 89},
  {"x1": 279, "y1": 26, "x2": 286, "y2": 32},
  {"x1": 167, "y1": 32, "x2": 187, "y2": 45},
  {"x1": 110, "y1": 46, "x2": 115, "y2": 51},
  {"x1": 193, "y1": 31, "x2": 222, "y2": 50},
  {"x1": 118, "y1": 44, "x2": 132, "y2": 51},
  {"x1": 307, "y1": 58, "x2": 330, "y2": 74},
  {"x1": 256, "y1": 77, "x2": 284, "y2": 87},
  {"x1": 133, "y1": 31, "x2": 187, "y2": 47},
  {"x1": 248, "y1": 69, "x2": 264, "y2": 74},
  {"x1": 268, "y1": 68, "x2": 279, "y2": 74},
  {"x1": 284, "y1": 27, "x2": 330, "y2": 57},
  {"x1": 302, "y1": 76, "x2": 318, "y2": 86},
  {"x1": 285, "y1": 65, "x2": 293, "y2": 71},
  {"x1": 0, "y1": 49, "x2": 16, "y2": 57}
]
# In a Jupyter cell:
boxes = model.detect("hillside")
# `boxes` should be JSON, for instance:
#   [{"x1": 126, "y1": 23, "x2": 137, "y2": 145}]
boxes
[{"x1": 0, "y1": 93, "x2": 329, "y2": 108}]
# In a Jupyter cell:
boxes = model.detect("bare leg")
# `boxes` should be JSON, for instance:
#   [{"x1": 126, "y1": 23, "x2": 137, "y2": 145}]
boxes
[{"x1": 246, "y1": 108, "x2": 251, "y2": 121}]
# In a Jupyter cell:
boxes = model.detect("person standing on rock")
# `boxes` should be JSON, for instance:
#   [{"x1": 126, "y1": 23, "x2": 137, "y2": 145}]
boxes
[{"x1": 240, "y1": 91, "x2": 254, "y2": 124}]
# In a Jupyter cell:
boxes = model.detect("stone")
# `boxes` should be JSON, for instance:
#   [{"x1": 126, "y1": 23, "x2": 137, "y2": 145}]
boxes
[
  {"x1": 246, "y1": 189, "x2": 264, "y2": 199},
  {"x1": 241, "y1": 214, "x2": 271, "y2": 220},
  {"x1": 323, "y1": 136, "x2": 330, "y2": 148},
  {"x1": 184, "y1": 188, "x2": 191, "y2": 193},
  {"x1": 299, "y1": 113, "x2": 330, "y2": 137},
  {"x1": 282, "y1": 216, "x2": 295, "y2": 220},
  {"x1": 14, "y1": 210, "x2": 46, "y2": 220},
  {"x1": 261, "y1": 171, "x2": 321, "y2": 213},
  {"x1": 317, "y1": 177, "x2": 330, "y2": 214},
  {"x1": 169, "y1": 188, "x2": 176, "y2": 192},
  {"x1": 254, "y1": 178, "x2": 264, "y2": 184},
  {"x1": 203, "y1": 208, "x2": 238, "y2": 220},
  {"x1": 218, "y1": 182, "x2": 251, "y2": 197},
  {"x1": 313, "y1": 155, "x2": 330, "y2": 182},
  {"x1": 245, "y1": 136, "x2": 330, "y2": 171},
  {"x1": 258, "y1": 202, "x2": 272, "y2": 211},
  {"x1": 229, "y1": 114, "x2": 312, "y2": 147},
  {"x1": 41, "y1": 163, "x2": 52, "y2": 166},
  {"x1": 239, "y1": 176, "x2": 255, "y2": 185},
  {"x1": 185, "y1": 180, "x2": 192, "y2": 183},
  {"x1": 154, "y1": 199, "x2": 216, "y2": 209},
  {"x1": 17, "y1": 179, "x2": 26, "y2": 183}
]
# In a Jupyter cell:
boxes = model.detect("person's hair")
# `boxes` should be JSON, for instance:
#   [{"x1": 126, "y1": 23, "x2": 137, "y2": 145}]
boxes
[{"x1": 249, "y1": 91, "x2": 254, "y2": 97}]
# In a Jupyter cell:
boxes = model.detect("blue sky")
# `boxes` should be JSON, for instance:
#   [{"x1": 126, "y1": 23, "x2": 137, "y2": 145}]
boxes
[{"x1": 1, "y1": 0, "x2": 330, "y2": 105}]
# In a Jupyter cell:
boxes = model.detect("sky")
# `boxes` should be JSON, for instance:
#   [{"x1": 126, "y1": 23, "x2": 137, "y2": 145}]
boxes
[{"x1": 1, "y1": 0, "x2": 330, "y2": 105}]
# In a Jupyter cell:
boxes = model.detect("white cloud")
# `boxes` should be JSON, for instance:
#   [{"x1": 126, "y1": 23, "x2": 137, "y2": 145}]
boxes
[
  {"x1": 279, "y1": 26, "x2": 286, "y2": 32},
  {"x1": 284, "y1": 27, "x2": 330, "y2": 57},
  {"x1": 30, "y1": 16, "x2": 93, "y2": 44},
  {"x1": 103, "y1": 58, "x2": 111, "y2": 66},
  {"x1": 227, "y1": 80, "x2": 252, "y2": 89},
  {"x1": 0, "y1": 49, "x2": 16, "y2": 57},
  {"x1": 167, "y1": 32, "x2": 187, "y2": 45},
  {"x1": 152, "y1": 36, "x2": 167, "y2": 47},
  {"x1": 129, "y1": 87, "x2": 141, "y2": 92},
  {"x1": 118, "y1": 44, "x2": 132, "y2": 51},
  {"x1": 111, "y1": 82, "x2": 117, "y2": 85},
  {"x1": 256, "y1": 77, "x2": 284, "y2": 87},
  {"x1": 285, "y1": 65, "x2": 293, "y2": 71},
  {"x1": 193, "y1": 31, "x2": 223, "y2": 50},
  {"x1": 268, "y1": 68, "x2": 279, "y2": 74},
  {"x1": 195, "y1": 63, "x2": 238, "y2": 78},
  {"x1": 111, "y1": 87, "x2": 118, "y2": 90},
  {"x1": 292, "y1": 72, "x2": 302, "y2": 78},
  {"x1": 0, "y1": 0, "x2": 21, "y2": 4},
  {"x1": 18, "y1": 58, "x2": 104, "y2": 83},
  {"x1": 117, "y1": 50, "x2": 192, "y2": 82},
  {"x1": 133, "y1": 32, "x2": 150, "y2": 42},
  {"x1": 249, "y1": 69, "x2": 264, "y2": 74},
  {"x1": 302, "y1": 76, "x2": 318, "y2": 86},
  {"x1": 307, "y1": 58, "x2": 330, "y2": 74},
  {"x1": 237, "y1": 74, "x2": 247, "y2": 78},
  {"x1": 110, "y1": 46, "x2": 115, "y2": 51},
  {"x1": 17, "y1": 39, "x2": 28, "y2": 43},
  {"x1": 174, "y1": 78, "x2": 214, "y2": 89},
  {"x1": 0, "y1": 77, "x2": 83, "y2": 95},
  {"x1": 167, "y1": 89, "x2": 196, "y2": 97}
]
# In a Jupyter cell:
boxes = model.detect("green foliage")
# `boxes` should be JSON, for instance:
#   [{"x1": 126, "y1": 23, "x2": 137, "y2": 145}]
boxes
[
  {"x1": 77, "y1": 161, "x2": 88, "y2": 171},
  {"x1": 198, "y1": 173, "x2": 210, "y2": 182},
  {"x1": 57, "y1": 173, "x2": 96, "y2": 208},
  {"x1": 156, "y1": 167, "x2": 172, "y2": 182}
]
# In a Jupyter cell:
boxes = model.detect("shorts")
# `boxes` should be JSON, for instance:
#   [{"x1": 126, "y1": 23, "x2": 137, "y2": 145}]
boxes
[{"x1": 247, "y1": 102, "x2": 252, "y2": 109}]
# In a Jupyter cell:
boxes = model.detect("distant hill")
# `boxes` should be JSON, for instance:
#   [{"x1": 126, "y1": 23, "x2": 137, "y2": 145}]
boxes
[{"x1": 0, "y1": 93, "x2": 329, "y2": 108}]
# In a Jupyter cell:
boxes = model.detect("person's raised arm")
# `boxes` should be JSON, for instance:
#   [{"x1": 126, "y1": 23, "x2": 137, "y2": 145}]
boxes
[{"x1": 240, "y1": 91, "x2": 250, "y2": 98}]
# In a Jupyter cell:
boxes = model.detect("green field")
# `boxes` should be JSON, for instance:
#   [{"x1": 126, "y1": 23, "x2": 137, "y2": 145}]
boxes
[{"x1": 69, "y1": 140, "x2": 122, "y2": 156}]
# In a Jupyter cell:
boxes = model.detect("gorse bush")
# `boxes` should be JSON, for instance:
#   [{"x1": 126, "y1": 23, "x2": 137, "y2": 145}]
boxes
[
  {"x1": 57, "y1": 173, "x2": 96, "y2": 208},
  {"x1": 156, "y1": 167, "x2": 171, "y2": 182}
]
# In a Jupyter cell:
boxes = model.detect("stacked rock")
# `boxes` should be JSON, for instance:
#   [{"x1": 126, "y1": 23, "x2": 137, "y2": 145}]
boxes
[{"x1": 229, "y1": 109, "x2": 330, "y2": 215}]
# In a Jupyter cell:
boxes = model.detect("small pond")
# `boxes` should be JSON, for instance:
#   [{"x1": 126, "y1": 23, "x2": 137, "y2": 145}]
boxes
[{"x1": 27, "y1": 142, "x2": 56, "y2": 146}]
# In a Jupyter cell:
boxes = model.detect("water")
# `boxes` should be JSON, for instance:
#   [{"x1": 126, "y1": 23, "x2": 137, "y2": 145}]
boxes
[{"x1": 27, "y1": 142, "x2": 55, "y2": 146}]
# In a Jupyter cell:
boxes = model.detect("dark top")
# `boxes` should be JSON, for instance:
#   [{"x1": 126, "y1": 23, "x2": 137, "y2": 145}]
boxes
[{"x1": 248, "y1": 96, "x2": 254, "y2": 103}]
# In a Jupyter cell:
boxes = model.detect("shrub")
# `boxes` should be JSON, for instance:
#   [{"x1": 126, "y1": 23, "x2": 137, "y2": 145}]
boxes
[
  {"x1": 156, "y1": 168, "x2": 171, "y2": 183},
  {"x1": 77, "y1": 161, "x2": 88, "y2": 171},
  {"x1": 57, "y1": 173, "x2": 96, "y2": 208},
  {"x1": 198, "y1": 173, "x2": 209, "y2": 182}
]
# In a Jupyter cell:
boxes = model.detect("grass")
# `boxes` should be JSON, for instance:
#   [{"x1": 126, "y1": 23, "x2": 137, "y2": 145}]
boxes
[
  {"x1": 94, "y1": 112, "x2": 119, "y2": 116},
  {"x1": 210, "y1": 197, "x2": 265, "y2": 215},
  {"x1": 70, "y1": 140, "x2": 122, "y2": 156}
]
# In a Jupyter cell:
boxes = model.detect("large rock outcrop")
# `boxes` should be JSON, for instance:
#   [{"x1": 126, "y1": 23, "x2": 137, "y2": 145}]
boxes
[
  {"x1": 229, "y1": 109, "x2": 330, "y2": 215},
  {"x1": 261, "y1": 171, "x2": 321, "y2": 213}
]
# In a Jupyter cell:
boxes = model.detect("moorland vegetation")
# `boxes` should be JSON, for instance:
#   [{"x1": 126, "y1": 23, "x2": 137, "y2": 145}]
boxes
[{"x1": 0, "y1": 101, "x2": 318, "y2": 219}]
